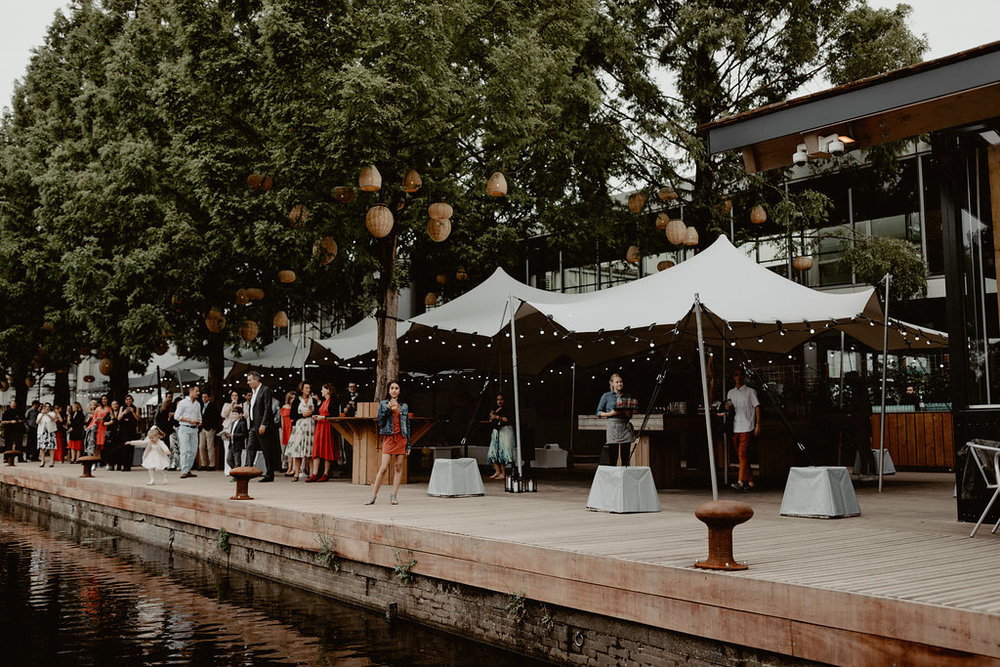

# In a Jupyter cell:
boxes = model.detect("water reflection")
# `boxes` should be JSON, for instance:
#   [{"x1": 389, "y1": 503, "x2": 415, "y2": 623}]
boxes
[{"x1": 0, "y1": 504, "x2": 547, "y2": 666}]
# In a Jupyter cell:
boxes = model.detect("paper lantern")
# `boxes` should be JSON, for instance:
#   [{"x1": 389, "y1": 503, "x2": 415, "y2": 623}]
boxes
[
  {"x1": 312, "y1": 236, "x2": 338, "y2": 264},
  {"x1": 655, "y1": 212, "x2": 670, "y2": 230},
  {"x1": 25, "y1": 377, "x2": 34, "y2": 388},
  {"x1": 205, "y1": 308, "x2": 226, "y2": 333},
  {"x1": 436, "y1": 274, "x2": 447, "y2": 285},
  {"x1": 456, "y1": 268, "x2": 468, "y2": 281},
  {"x1": 359, "y1": 165, "x2": 382, "y2": 192},
  {"x1": 486, "y1": 172, "x2": 507, "y2": 197},
  {"x1": 657, "y1": 186, "x2": 678, "y2": 201},
  {"x1": 627, "y1": 192, "x2": 646, "y2": 214},
  {"x1": 83, "y1": 375, "x2": 95, "y2": 384},
  {"x1": 626, "y1": 245, "x2": 641, "y2": 263},
  {"x1": 401, "y1": 169, "x2": 422, "y2": 193},
  {"x1": 427, "y1": 218, "x2": 452, "y2": 242},
  {"x1": 665, "y1": 218, "x2": 687, "y2": 245},
  {"x1": 365, "y1": 204, "x2": 394, "y2": 238},
  {"x1": 235, "y1": 288, "x2": 250, "y2": 305},
  {"x1": 289, "y1": 204, "x2": 309, "y2": 227},
  {"x1": 247, "y1": 173, "x2": 273, "y2": 192},
  {"x1": 722, "y1": 198, "x2": 733, "y2": 214},
  {"x1": 332, "y1": 186, "x2": 356, "y2": 203},
  {"x1": 792, "y1": 255, "x2": 814, "y2": 271},
  {"x1": 428, "y1": 202, "x2": 453, "y2": 220},
  {"x1": 424, "y1": 292, "x2": 438, "y2": 307},
  {"x1": 154, "y1": 339, "x2": 169, "y2": 355},
  {"x1": 239, "y1": 320, "x2": 259, "y2": 342},
  {"x1": 656, "y1": 260, "x2": 675, "y2": 271},
  {"x1": 273, "y1": 310, "x2": 289, "y2": 328},
  {"x1": 42, "y1": 321, "x2": 54, "y2": 332},
  {"x1": 246, "y1": 287, "x2": 264, "y2": 301},
  {"x1": 750, "y1": 204, "x2": 767, "y2": 224},
  {"x1": 278, "y1": 270, "x2": 297, "y2": 284},
  {"x1": 683, "y1": 226, "x2": 699, "y2": 246},
  {"x1": 99, "y1": 358, "x2": 114, "y2": 376}
]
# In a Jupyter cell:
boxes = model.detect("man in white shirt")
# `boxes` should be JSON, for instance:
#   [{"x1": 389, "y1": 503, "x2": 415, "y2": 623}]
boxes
[
  {"x1": 174, "y1": 385, "x2": 202, "y2": 478},
  {"x1": 726, "y1": 368, "x2": 761, "y2": 492}
]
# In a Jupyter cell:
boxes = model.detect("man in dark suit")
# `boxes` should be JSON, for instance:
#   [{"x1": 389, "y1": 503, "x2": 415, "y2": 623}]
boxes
[{"x1": 246, "y1": 370, "x2": 279, "y2": 482}]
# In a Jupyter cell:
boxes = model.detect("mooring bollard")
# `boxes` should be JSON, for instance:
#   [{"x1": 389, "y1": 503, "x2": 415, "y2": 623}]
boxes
[
  {"x1": 694, "y1": 500, "x2": 753, "y2": 571},
  {"x1": 78, "y1": 455, "x2": 101, "y2": 478},
  {"x1": 229, "y1": 466, "x2": 263, "y2": 500},
  {"x1": 3, "y1": 449, "x2": 20, "y2": 467}
]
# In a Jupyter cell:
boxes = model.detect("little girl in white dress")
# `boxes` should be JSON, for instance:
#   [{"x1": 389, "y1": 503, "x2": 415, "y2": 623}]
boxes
[{"x1": 127, "y1": 426, "x2": 171, "y2": 485}]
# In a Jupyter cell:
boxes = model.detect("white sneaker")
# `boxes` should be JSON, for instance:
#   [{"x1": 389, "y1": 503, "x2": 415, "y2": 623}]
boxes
[{"x1": 146, "y1": 480, "x2": 155, "y2": 485}]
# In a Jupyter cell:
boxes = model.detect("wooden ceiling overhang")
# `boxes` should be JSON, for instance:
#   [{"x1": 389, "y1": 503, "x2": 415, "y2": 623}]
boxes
[{"x1": 701, "y1": 41, "x2": 1000, "y2": 174}]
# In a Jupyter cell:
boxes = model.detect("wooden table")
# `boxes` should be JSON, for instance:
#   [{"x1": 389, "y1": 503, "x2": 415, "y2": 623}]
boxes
[
  {"x1": 328, "y1": 402, "x2": 437, "y2": 485},
  {"x1": 577, "y1": 414, "x2": 664, "y2": 468}
]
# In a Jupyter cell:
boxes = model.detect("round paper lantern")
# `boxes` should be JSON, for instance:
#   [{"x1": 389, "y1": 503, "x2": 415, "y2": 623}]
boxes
[
  {"x1": 656, "y1": 260, "x2": 675, "y2": 271},
  {"x1": 42, "y1": 321, "x2": 54, "y2": 332},
  {"x1": 402, "y1": 169, "x2": 422, "y2": 193},
  {"x1": 205, "y1": 308, "x2": 226, "y2": 333},
  {"x1": 456, "y1": 268, "x2": 468, "y2": 281},
  {"x1": 247, "y1": 173, "x2": 273, "y2": 192},
  {"x1": 154, "y1": 339, "x2": 169, "y2": 355},
  {"x1": 365, "y1": 204, "x2": 394, "y2": 238},
  {"x1": 278, "y1": 270, "x2": 297, "y2": 284},
  {"x1": 486, "y1": 172, "x2": 507, "y2": 197},
  {"x1": 239, "y1": 320, "x2": 259, "y2": 342},
  {"x1": 626, "y1": 245, "x2": 641, "y2": 263},
  {"x1": 273, "y1": 310, "x2": 289, "y2": 328},
  {"x1": 428, "y1": 202, "x2": 453, "y2": 220},
  {"x1": 436, "y1": 274, "x2": 447, "y2": 285},
  {"x1": 83, "y1": 375, "x2": 95, "y2": 384},
  {"x1": 722, "y1": 198, "x2": 733, "y2": 214},
  {"x1": 332, "y1": 186, "x2": 356, "y2": 203},
  {"x1": 171, "y1": 294, "x2": 183, "y2": 311},
  {"x1": 359, "y1": 165, "x2": 382, "y2": 192},
  {"x1": 246, "y1": 287, "x2": 264, "y2": 301},
  {"x1": 289, "y1": 204, "x2": 309, "y2": 227},
  {"x1": 792, "y1": 255, "x2": 814, "y2": 271},
  {"x1": 424, "y1": 292, "x2": 438, "y2": 307},
  {"x1": 655, "y1": 212, "x2": 670, "y2": 230},
  {"x1": 665, "y1": 218, "x2": 687, "y2": 245},
  {"x1": 683, "y1": 226, "x2": 699, "y2": 246},
  {"x1": 235, "y1": 288, "x2": 249, "y2": 305},
  {"x1": 427, "y1": 218, "x2": 452, "y2": 242},
  {"x1": 25, "y1": 377, "x2": 34, "y2": 388},
  {"x1": 312, "y1": 236, "x2": 338, "y2": 264},
  {"x1": 99, "y1": 358, "x2": 114, "y2": 376},
  {"x1": 750, "y1": 204, "x2": 767, "y2": 224},
  {"x1": 627, "y1": 192, "x2": 646, "y2": 214},
  {"x1": 657, "y1": 186, "x2": 678, "y2": 201}
]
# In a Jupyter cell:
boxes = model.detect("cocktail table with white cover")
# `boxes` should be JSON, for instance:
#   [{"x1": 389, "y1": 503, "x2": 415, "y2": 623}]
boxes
[
  {"x1": 427, "y1": 458, "x2": 485, "y2": 497},
  {"x1": 780, "y1": 466, "x2": 861, "y2": 518},
  {"x1": 586, "y1": 465, "x2": 661, "y2": 513}
]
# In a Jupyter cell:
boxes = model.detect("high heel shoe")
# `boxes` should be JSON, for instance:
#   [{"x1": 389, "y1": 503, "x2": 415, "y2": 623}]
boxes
[
  {"x1": 317, "y1": 475, "x2": 328, "y2": 482},
  {"x1": 363, "y1": 496, "x2": 376, "y2": 505},
  {"x1": 390, "y1": 494, "x2": 398, "y2": 505},
  {"x1": 305, "y1": 475, "x2": 319, "y2": 483}
]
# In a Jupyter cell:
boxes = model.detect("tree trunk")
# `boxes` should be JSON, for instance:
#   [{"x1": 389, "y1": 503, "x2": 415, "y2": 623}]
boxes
[
  {"x1": 374, "y1": 229, "x2": 399, "y2": 401},
  {"x1": 13, "y1": 367, "x2": 28, "y2": 408},
  {"x1": 207, "y1": 334, "x2": 224, "y2": 400},
  {"x1": 53, "y1": 369, "x2": 70, "y2": 407},
  {"x1": 109, "y1": 354, "x2": 130, "y2": 403}
]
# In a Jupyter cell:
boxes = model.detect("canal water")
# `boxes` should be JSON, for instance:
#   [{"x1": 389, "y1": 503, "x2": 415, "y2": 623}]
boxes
[{"x1": 0, "y1": 503, "x2": 549, "y2": 666}]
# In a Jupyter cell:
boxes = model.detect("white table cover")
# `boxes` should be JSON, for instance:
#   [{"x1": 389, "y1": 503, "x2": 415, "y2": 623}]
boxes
[
  {"x1": 586, "y1": 465, "x2": 661, "y2": 514},
  {"x1": 427, "y1": 458, "x2": 485, "y2": 497},
  {"x1": 780, "y1": 466, "x2": 861, "y2": 518},
  {"x1": 854, "y1": 449, "x2": 896, "y2": 475}
]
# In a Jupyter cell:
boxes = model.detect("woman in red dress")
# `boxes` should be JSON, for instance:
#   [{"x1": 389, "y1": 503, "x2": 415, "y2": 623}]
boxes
[
  {"x1": 364, "y1": 381, "x2": 410, "y2": 505},
  {"x1": 92, "y1": 396, "x2": 111, "y2": 458},
  {"x1": 67, "y1": 402, "x2": 85, "y2": 463},
  {"x1": 306, "y1": 383, "x2": 338, "y2": 483}
]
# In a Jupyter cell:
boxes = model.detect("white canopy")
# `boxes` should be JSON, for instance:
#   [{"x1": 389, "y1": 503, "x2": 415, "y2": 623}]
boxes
[{"x1": 228, "y1": 335, "x2": 310, "y2": 370}]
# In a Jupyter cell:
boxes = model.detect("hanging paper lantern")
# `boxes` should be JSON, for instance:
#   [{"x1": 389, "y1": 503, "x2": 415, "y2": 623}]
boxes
[
  {"x1": 99, "y1": 358, "x2": 114, "y2": 376},
  {"x1": 627, "y1": 192, "x2": 646, "y2": 214},
  {"x1": 401, "y1": 169, "x2": 422, "y2": 193},
  {"x1": 42, "y1": 321, "x2": 54, "y2": 332},
  {"x1": 365, "y1": 204, "x2": 394, "y2": 238},
  {"x1": 332, "y1": 186, "x2": 356, "y2": 203},
  {"x1": 792, "y1": 255, "x2": 814, "y2": 271},
  {"x1": 235, "y1": 288, "x2": 250, "y2": 305},
  {"x1": 247, "y1": 173, "x2": 273, "y2": 192},
  {"x1": 273, "y1": 310, "x2": 289, "y2": 328},
  {"x1": 25, "y1": 377, "x2": 34, "y2": 388},
  {"x1": 656, "y1": 260, "x2": 675, "y2": 271},
  {"x1": 655, "y1": 212, "x2": 670, "y2": 230},
  {"x1": 456, "y1": 268, "x2": 468, "y2": 281},
  {"x1": 359, "y1": 165, "x2": 382, "y2": 192},
  {"x1": 427, "y1": 218, "x2": 452, "y2": 242},
  {"x1": 684, "y1": 226, "x2": 699, "y2": 246},
  {"x1": 312, "y1": 236, "x2": 338, "y2": 265},
  {"x1": 486, "y1": 172, "x2": 508, "y2": 197},
  {"x1": 424, "y1": 292, "x2": 438, "y2": 307},
  {"x1": 750, "y1": 204, "x2": 767, "y2": 224},
  {"x1": 626, "y1": 245, "x2": 641, "y2": 263},
  {"x1": 289, "y1": 204, "x2": 309, "y2": 227},
  {"x1": 154, "y1": 339, "x2": 169, "y2": 355},
  {"x1": 246, "y1": 287, "x2": 264, "y2": 301},
  {"x1": 657, "y1": 186, "x2": 678, "y2": 201},
  {"x1": 665, "y1": 218, "x2": 687, "y2": 245},
  {"x1": 239, "y1": 320, "x2": 259, "y2": 342},
  {"x1": 436, "y1": 274, "x2": 447, "y2": 285},
  {"x1": 428, "y1": 202, "x2": 453, "y2": 220},
  {"x1": 205, "y1": 308, "x2": 226, "y2": 333},
  {"x1": 83, "y1": 375, "x2": 95, "y2": 384},
  {"x1": 278, "y1": 270, "x2": 297, "y2": 284}
]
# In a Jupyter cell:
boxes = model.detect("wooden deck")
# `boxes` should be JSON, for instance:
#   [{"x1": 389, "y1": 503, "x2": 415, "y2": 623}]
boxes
[{"x1": 2, "y1": 463, "x2": 997, "y2": 665}]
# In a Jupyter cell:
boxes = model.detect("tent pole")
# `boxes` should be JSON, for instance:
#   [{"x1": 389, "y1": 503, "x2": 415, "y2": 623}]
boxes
[
  {"x1": 569, "y1": 362, "x2": 576, "y2": 465},
  {"x1": 721, "y1": 334, "x2": 727, "y2": 485},
  {"x1": 509, "y1": 295, "x2": 524, "y2": 478},
  {"x1": 879, "y1": 274, "x2": 891, "y2": 493},
  {"x1": 695, "y1": 294, "x2": 719, "y2": 501}
]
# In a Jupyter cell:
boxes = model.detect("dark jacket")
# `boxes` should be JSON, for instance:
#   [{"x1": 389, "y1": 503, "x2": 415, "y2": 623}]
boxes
[
  {"x1": 201, "y1": 400, "x2": 222, "y2": 432},
  {"x1": 231, "y1": 416, "x2": 248, "y2": 448}
]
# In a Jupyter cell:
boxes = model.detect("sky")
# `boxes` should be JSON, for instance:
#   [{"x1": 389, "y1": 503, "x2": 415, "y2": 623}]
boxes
[{"x1": 1, "y1": 1, "x2": 999, "y2": 114}]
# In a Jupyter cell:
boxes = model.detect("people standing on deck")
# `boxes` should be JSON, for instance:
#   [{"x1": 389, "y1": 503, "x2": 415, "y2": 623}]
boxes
[
  {"x1": 83, "y1": 400, "x2": 98, "y2": 456},
  {"x1": 101, "y1": 400, "x2": 121, "y2": 469},
  {"x1": 341, "y1": 381, "x2": 360, "y2": 470},
  {"x1": 486, "y1": 394, "x2": 514, "y2": 480},
  {"x1": 245, "y1": 371, "x2": 278, "y2": 482},
  {"x1": 92, "y1": 396, "x2": 111, "y2": 462},
  {"x1": 219, "y1": 390, "x2": 239, "y2": 474},
  {"x1": 67, "y1": 402, "x2": 85, "y2": 463},
  {"x1": 36, "y1": 403, "x2": 58, "y2": 467},
  {"x1": 116, "y1": 395, "x2": 139, "y2": 471},
  {"x1": 225, "y1": 405, "x2": 249, "y2": 476},
  {"x1": 307, "y1": 383, "x2": 338, "y2": 483},
  {"x1": 2, "y1": 399, "x2": 25, "y2": 460},
  {"x1": 596, "y1": 373, "x2": 636, "y2": 466},
  {"x1": 24, "y1": 400, "x2": 40, "y2": 461},
  {"x1": 280, "y1": 391, "x2": 294, "y2": 470},
  {"x1": 174, "y1": 385, "x2": 202, "y2": 478},
  {"x1": 154, "y1": 394, "x2": 176, "y2": 469},
  {"x1": 52, "y1": 404, "x2": 66, "y2": 463},
  {"x1": 198, "y1": 390, "x2": 221, "y2": 471},
  {"x1": 727, "y1": 368, "x2": 761, "y2": 492},
  {"x1": 364, "y1": 381, "x2": 411, "y2": 505},
  {"x1": 286, "y1": 383, "x2": 316, "y2": 481}
]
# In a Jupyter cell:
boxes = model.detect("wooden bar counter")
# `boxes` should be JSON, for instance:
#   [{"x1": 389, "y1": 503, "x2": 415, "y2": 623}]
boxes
[
  {"x1": 577, "y1": 414, "x2": 664, "y2": 468},
  {"x1": 328, "y1": 402, "x2": 437, "y2": 485}
]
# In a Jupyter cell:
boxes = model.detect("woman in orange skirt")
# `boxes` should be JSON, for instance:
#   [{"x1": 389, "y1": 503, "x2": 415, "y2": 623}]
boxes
[
  {"x1": 364, "y1": 381, "x2": 410, "y2": 505},
  {"x1": 306, "y1": 383, "x2": 338, "y2": 483},
  {"x1": 93, "y1": 395, "x2": 111, "y2": 458}
]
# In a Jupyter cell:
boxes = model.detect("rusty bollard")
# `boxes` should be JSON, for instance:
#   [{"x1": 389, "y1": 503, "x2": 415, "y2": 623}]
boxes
[
  {"x1": 229, "y1": 466, "x2": 263, "y2": 500},
  {"x1": 78, "y1": 455, "x2": 101, "y2": 478},
  {"x1": 4, "y1": 449, "x2": 21, "y2": 466},
  {"x1": 694, "y1": 500, "x2": 754, "y2": 571}
]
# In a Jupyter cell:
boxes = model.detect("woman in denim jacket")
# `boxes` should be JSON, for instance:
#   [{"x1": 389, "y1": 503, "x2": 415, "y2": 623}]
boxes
[{"x1": 364, "y1": 381, "x2": 410, "y2": 505}]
